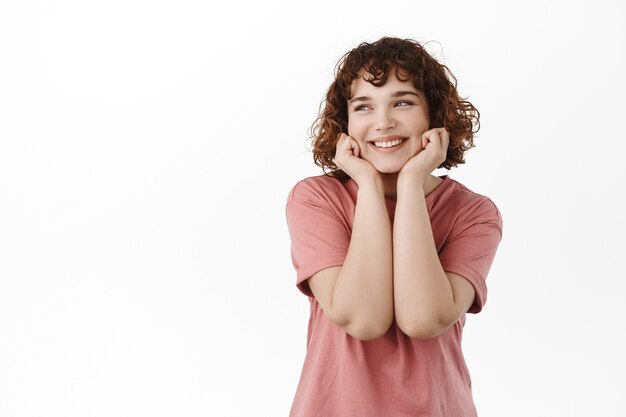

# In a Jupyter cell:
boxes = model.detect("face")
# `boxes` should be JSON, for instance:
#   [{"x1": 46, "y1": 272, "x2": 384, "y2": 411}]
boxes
[{"x1": 347, "y1": 71, "x2": 430, "y2": 174}]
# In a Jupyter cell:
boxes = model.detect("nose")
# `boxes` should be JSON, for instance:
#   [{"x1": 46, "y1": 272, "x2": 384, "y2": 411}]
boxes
[{"x1": 374, "y1": 109, "x2": 396, "y2": 131}]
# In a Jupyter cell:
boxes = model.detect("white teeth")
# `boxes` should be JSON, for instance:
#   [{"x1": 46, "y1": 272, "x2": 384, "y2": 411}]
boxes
[{"x1": 373, "y1": 139, "x2": 404, "y2": 148}]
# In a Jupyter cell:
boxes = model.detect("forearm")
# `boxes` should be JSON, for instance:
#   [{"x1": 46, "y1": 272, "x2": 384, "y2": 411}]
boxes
[
  {"x1": 393, "y1": 176, "x2": 454, "y2": 338},
  {"x1": 333, "y1": 179, "x2": 393, "y2": 339}
]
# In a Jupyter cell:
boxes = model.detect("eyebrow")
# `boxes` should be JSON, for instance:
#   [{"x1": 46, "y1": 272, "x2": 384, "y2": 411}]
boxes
[{"x1": 349, "y1": 90, "x2": 421, "y2": 104}]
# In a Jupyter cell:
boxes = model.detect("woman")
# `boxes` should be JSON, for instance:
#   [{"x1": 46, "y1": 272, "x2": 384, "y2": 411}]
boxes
[{"x1": 285, "y1": 37, "x2": 503, "y2": 417}]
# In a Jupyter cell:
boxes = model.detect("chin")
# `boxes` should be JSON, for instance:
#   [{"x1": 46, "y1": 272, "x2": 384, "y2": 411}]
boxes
[
  {"x1": 373, "y1": 163, "x2": 404, "y2": 174},
  {"x1": 369, "y1": 153, "x2": 413, "y2": 175}
]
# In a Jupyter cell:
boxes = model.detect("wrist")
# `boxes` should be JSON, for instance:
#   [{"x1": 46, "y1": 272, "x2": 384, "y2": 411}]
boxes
[
  {"x1": 397, "y1": 172, "x2": 425, "y2": 194},
  {"x1": 356, "y1": 176, "x2": 385, "y2": 198}
]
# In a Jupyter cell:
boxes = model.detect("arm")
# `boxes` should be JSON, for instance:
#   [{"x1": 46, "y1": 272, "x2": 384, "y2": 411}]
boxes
[
  {"x1": 308, "y1": 134, "x2": 394, "y2": 341},
  {"x1": 308, "y1": 179, "x2": 393, "y2": 341},
  {"x1": 393, "y1": 176, "x2": 475, "y2": 339},
  {"x1": 393, "y1": 128, "x2": 474, "y2": 339}
]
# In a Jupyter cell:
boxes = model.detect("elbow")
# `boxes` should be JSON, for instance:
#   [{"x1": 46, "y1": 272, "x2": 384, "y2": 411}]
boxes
[
  {"x1": 342, "y1": 317, "x2": 393, "y2": 341},
  {"x1": 326, "y1": 304, "x2": 394, "y2": 341},
  {"x1": 396, "y1": 316, "x2": 447, "y2": 340}
]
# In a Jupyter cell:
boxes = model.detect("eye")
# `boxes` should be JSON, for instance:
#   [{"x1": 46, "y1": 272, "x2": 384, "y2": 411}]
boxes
[
  {"x1": 394, "y1": 100, "x2": 413, "y2": 107},
  {"x1": 353, "y1": 104, "x2": 372, "y2": 111}
]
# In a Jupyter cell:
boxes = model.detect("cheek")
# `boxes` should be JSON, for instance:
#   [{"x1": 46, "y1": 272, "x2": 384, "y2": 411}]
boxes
[
  {"x1": 346, "y1": 122, "x2": 354, "y2": 137},
  {"x1": 347, "y1": 118, "x2": 365, "y2": 138}
]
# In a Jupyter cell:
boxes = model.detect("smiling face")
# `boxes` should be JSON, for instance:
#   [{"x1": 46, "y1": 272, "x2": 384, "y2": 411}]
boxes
[{"x1": 347, "y1": 71, "x2": 430, "y2": 174}]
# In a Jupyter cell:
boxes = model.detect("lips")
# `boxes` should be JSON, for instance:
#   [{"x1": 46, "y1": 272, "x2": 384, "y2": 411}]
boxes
[{"x1": 368, "y1": 135, "x2": 408, "y2": 149}]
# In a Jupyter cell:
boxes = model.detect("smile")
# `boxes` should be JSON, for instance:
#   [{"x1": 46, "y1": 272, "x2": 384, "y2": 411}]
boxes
[{"x1": 372, "y1": 138, "x2": 407, "y2": 148}]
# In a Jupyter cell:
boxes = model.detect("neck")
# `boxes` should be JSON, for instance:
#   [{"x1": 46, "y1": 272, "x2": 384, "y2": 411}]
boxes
[
  {"x1": 381, "y1": 173, "x2": 444, "y2": 201},
  {"x1": 381, "y1": 173, "x2": 400, "y2": 201}
]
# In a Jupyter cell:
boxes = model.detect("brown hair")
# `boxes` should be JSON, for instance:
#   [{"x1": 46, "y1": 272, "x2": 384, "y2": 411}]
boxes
[{"x1": 310, "y1": 37, "x2": 480, "y2": 180}]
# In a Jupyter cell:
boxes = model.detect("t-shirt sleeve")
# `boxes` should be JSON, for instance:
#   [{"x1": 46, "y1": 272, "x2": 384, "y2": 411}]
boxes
[
  {"x1": 438, "y1": 198, "x2": 503, "y2": 314},
  {"x1": 285, "y1": 181, "x2": 351, "y2": 297}
]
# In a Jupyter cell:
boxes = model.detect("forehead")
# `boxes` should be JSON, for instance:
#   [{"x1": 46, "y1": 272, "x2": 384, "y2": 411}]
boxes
[{"x1": 349, "y1": 71, "x2": 419, "y2": 97}]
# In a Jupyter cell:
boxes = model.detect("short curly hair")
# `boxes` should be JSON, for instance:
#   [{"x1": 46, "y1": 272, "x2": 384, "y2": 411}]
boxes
[{"x1": 310, "y1": 37, "x2": 480, "y2": 180}]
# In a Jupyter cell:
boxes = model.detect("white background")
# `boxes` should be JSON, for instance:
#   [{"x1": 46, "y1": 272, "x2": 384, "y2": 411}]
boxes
[{"x1": 1, "y1": 1, "x2": 625, "y2": 416}]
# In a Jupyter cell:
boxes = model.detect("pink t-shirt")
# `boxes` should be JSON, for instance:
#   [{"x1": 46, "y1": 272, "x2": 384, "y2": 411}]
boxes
[{"x1": 285, "y1": 174, "x2": 503, "y2": 417}]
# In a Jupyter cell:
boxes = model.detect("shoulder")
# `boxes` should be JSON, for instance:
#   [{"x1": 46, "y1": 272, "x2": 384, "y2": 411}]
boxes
[
  {"x1": 441, "y1": 177, "x2": 503, "y2": 230},
  {"x1": 287, "y1": 174, "x2": 352, "y2": 204}
]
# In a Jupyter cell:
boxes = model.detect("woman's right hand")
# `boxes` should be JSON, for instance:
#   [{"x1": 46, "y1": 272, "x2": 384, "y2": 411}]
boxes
[{"x1": 333, "y1": 133, "x2": 381, "y2": 187}]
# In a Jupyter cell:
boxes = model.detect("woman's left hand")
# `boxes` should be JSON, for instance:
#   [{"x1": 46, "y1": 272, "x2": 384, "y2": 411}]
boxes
[{"x1": 399, "y1": 128, "x2": 450, "y2": 183}]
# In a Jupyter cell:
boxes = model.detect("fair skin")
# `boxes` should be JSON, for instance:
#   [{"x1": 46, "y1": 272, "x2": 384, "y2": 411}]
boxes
[{"x1": 307, "y1": 71, "x2": 476, "y2": 340}]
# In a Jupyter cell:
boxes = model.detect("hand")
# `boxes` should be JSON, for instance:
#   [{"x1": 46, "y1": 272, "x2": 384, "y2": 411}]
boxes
[
  {"x1": 333, "y1": 133, "x2": 381, "y2": 187},
  {"x1": 399, "y1": 128, "x2": 450, "y2": 183}
]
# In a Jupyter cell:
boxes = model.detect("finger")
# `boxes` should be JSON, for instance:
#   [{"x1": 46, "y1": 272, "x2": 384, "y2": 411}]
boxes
[
  {"x1": 335, "y1": 134, "x2": 348, "y2": 155},
  {"x1": 333, "y1": 139, "x2": 341, "y2": 164},
  {"x1": 422, "y1": 134, "x2": 430, "y2": 149},
  {"x1": 341, "y1": 135, "x2": 355, "y2": 155},
  {"x1": 335, "y1": 133, "x2": 347, "y2": 148},
  {"x1": 422, "y1": 129, "x2": 441, "y2": 150},
  {"x1": 349, "y1": 138, "x2": 361, "y2": 158},
  {"x1": 435, "y1": 129, "x2": 450, "y2": 163},
  {"x1": 438, "y1": 128, "x2": 450, "y2": 148},
  {"x1": 426, "y1": 128, "x2": 450, "y2": 150},
  {"x1": 335, "y1": 134, "x2": 354, "y2": 164}
]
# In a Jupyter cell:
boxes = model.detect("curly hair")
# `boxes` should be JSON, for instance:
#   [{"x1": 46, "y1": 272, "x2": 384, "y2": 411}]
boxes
[{"x1": 310, "y1": 37, "x2": 480, "y2": 180}]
